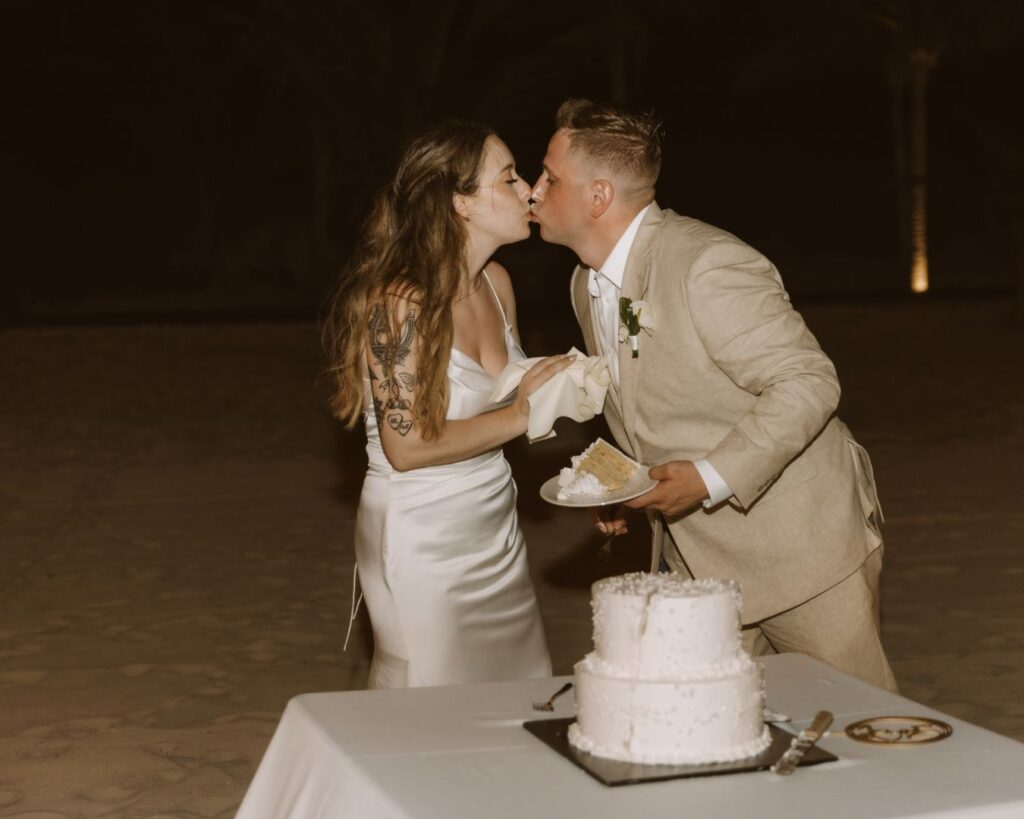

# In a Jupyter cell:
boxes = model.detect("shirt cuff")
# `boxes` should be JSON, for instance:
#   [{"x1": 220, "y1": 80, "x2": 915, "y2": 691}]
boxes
[{"x1": 694, "y1": 459, "x2": 734, "y2": 508}]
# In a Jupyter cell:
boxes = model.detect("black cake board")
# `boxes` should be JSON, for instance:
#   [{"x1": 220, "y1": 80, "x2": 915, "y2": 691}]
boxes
[{"x1": 523, "y1": 718, "x2": 837, "y2": 787}]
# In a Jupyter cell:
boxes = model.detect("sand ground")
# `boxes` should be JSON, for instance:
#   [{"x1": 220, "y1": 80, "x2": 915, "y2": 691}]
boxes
[{"x1": 1, "y1": 297, "x2": 1022, "y2": 817}]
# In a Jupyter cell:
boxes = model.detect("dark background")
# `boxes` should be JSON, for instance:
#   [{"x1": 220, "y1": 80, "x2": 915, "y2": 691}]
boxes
[{"x1": 5, "y1": 0, "x2": 1023, "y2": 328}]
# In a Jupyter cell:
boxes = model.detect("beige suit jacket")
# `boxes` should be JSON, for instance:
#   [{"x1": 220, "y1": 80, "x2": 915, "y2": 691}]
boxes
[{"x1": 571, "y1": 203, "x2": 882, "y2": 623}]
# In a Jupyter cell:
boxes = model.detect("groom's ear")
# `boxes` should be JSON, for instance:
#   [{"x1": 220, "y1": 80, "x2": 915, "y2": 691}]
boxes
[{"x1": 589, "y1": 180, "x2": 613, "y2": 218}]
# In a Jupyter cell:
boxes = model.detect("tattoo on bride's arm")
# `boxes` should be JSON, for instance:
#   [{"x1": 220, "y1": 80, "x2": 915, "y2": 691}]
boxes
[
  {"x1": 367, "y1": 305, "x2": 418, "y2": 437},
  {"x1": 368, "y1": 371, "x2": 385, "y2": 428}
]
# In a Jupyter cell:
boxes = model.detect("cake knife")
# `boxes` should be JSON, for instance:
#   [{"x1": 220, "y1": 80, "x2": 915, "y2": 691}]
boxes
[
  {"x1": 532, "y1": 682, "x2": 573, "y2": 712},
  {"x1": 770, "y1": 710, "x2": 834, "y2": 775}
]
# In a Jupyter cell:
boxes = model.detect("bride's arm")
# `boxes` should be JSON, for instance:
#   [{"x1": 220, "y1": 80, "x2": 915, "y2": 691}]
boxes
[{"x1": 367, "y1": 295, "x2": 570, "y2": 472}]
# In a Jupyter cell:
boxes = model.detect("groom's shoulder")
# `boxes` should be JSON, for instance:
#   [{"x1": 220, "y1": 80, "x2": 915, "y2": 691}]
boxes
[
  {"x1": 651, "y1": 208, "x2": 767, "y2": 268},
  {"x1": 654, "y1": 208, "x2": 744, "y2": 247}
]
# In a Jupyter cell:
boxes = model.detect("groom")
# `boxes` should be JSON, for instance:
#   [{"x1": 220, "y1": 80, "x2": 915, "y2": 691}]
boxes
[{"x1": 531, "y1": 99, "x2": 897, "y2": 690}]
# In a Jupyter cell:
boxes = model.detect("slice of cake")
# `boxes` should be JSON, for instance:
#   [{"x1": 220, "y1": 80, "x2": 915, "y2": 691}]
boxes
[{"x1": 557, "y1": 438, "x2": 640, "y2": 500}]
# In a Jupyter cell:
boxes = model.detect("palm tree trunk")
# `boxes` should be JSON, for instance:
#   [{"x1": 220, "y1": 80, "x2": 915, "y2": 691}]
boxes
[
  {"x1": 908, "y1": 48, "x2": 936, "y2": 293},
  {"x1": 889, "y1": 57, "x2": 912, "y2": 276}
]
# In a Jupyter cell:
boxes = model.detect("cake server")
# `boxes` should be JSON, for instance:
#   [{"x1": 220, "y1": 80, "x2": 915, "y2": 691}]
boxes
[
  {"x1": 532, "y1": 682, "x2": 573, "y2": 712},
  {"x1": 770, "y1": 710, "x2": 834, "y2": 775}
]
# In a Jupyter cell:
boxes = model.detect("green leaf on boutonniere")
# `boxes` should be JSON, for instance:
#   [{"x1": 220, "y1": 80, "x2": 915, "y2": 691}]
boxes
[{"x1": 619, "y1": 297, "x2": 641, "y2": 335}]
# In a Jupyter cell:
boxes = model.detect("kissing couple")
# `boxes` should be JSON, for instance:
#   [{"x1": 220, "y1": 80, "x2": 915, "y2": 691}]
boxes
[{"x1": 324, "y1": 99, "x2": 897, "y2": 694}]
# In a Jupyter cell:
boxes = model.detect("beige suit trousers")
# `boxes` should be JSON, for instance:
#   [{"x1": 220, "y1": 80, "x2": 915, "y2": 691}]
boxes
[
  {"x1": 739, "y1": 547, "x2": 897, "y2": 691},
  {"x1": 664, "y1": 529, "x2": 897, "y2": 692}
]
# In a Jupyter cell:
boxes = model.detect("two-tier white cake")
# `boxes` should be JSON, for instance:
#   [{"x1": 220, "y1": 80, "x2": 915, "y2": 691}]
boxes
[{"x1": 568, "y1": 573, "x2": 771, "y2": 765}]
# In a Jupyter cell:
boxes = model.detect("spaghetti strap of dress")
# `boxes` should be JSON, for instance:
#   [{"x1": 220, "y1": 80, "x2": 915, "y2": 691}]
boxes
[{"x1": 481, "y1": 268, "x2": 512, "y2": 334}]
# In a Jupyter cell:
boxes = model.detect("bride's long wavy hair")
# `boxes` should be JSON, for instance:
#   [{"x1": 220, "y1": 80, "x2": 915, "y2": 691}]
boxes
[{"x1": 323, "y1": 121, "x2": 494, "y2": 441}]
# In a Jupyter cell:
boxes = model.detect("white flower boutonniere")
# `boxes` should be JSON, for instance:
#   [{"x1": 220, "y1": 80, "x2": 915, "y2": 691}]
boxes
[{"x1": 618, "y1": 298, "x2": 655, "y2": 358}]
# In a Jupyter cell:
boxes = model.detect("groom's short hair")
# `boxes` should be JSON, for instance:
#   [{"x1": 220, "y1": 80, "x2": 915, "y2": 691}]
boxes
[{"x1": 555, "y1": 99, "x2": 663, "y2": 190}]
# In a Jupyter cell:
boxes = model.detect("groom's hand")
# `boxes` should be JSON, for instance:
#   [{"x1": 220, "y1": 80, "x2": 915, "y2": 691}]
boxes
[{"x1": 625, "y1": 461, "x2": 709, "y2": 517}]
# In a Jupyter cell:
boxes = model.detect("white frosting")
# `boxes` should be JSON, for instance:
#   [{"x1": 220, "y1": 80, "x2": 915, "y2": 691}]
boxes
[
  {"x1": 569, "y1": 572, "x2": 771, "y2": 765},
  {"x1": 556, "y1": 439, "x2": 637, "y2": 500},
  {"x1": 557, "y1": 461, "x2": 604, "y2": 499},
  {"x1": 593, "y1": 575, "x2": 742, "y2": 677}
]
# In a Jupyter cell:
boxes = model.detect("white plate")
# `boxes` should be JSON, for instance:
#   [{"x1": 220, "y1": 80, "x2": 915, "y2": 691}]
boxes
[{"x1": 539, "y1": 471, "x2": 657, "y2": 508}]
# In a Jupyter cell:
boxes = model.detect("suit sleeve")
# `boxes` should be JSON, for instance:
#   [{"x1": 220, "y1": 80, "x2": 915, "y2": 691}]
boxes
[{"x1": 686, "y1": 240, "x2": 840, "y2": 509}]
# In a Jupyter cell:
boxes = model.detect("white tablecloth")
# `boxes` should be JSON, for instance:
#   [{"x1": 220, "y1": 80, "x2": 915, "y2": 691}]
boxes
[{"x1": 237, "y1": 654, "x2": 1024, "y2": 818}]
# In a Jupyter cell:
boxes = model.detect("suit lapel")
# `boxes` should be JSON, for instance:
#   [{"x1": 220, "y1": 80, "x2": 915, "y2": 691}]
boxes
[
  {"x1": 617, "y1": 203, "x2": 663, "y2": 448},
  {"x1": 570, "y1": 266, "x2": 597, "y2": 353},
  {"x1": 572, "y1": 264, "x2": 623, "y2": 418}
]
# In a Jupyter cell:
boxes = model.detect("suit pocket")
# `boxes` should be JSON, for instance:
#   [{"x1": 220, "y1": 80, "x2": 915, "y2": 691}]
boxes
[{"x1": 843, "y1": 434, "x2": 884, "y2": 527}]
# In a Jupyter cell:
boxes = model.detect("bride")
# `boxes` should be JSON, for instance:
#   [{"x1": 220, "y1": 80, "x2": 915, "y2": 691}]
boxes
[{"x1": 324, "y1": 121, "x2": 573, "y2": 688}]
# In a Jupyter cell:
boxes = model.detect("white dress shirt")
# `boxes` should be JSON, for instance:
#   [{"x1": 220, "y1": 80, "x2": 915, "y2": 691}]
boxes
[{"x1": 589, "y1": 206, "x2": 733, "y2": 508}]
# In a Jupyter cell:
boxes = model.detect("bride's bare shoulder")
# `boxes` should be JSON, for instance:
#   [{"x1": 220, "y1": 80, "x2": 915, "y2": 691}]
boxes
[
  {"x1": 484, "y1": 260, "x2": 512, "y2": 288},
  {"x1": 484, "y1": 261, "x2": 517, "y2": 310}
]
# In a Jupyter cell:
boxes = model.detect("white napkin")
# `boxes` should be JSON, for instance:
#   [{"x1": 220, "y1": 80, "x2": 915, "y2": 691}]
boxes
[{"x1": 490, "y1": 347, "x2": 611, "y2": 442}]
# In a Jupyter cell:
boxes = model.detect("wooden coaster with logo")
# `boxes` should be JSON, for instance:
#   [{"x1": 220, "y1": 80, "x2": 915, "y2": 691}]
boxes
[{"x1": 845, "y1": 716, "x2": 953, "y2": 745}]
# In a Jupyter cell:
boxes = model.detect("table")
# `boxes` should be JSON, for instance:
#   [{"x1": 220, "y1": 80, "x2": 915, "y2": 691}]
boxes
[{"x1": 236, "y1": 654, "x2": 1024, "y2": 818}]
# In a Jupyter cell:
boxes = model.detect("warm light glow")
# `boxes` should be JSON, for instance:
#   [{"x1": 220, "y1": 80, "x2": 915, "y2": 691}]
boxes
[
  {"x1": 910, "y1": 185, "x2": 929, "y2": 293},
  {"x1": 911, "y1": 256, "x2": 929, "y2": 293}
]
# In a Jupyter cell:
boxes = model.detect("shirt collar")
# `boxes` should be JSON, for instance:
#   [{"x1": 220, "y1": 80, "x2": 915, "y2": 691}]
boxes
[{"x1": 590, "y1": 204, "x2": 650, "y2": 289}]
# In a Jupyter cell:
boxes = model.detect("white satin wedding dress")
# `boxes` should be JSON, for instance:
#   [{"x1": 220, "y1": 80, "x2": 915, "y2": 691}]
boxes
[{"x1": 353, "y1": 272, "x2": 552, "y2": 688}]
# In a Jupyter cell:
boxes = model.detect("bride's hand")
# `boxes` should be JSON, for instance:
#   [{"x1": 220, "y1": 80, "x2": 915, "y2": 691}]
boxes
[
  {"x1": 592, "y1": 504, "x2": 628, "y2": 535},
  {"x1": 511, "y1": 354, "x2": 575, "y2": 419}
]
